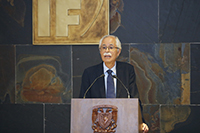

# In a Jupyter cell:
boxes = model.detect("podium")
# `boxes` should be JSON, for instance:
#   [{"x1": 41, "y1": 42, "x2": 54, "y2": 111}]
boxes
[{"x1": 71, "y1": 98, "x2": 142, "y2": 133}]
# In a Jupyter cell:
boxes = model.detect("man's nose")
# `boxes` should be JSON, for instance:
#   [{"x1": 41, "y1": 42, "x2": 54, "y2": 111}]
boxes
[{"x1": 105, "y1": 47, "x2": 110, "y2": 52}]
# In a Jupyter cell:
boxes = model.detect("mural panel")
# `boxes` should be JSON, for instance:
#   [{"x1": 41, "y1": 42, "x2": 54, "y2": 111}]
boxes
[
  {"x1": 16, "y1": 45, "x2": 71, "y2": 103},
  {"x1": 160, "y1": 105, "x2": 191, "y2": 133},
  {"x1": 142, "y1": 105, "x2": 160, "y2": 133},
  {"x1": 169, "y1": 106, "x2": 200, "y2": 133},
  {"x1": 130, "y1": 43, "x2": 190, "y2": 104}
]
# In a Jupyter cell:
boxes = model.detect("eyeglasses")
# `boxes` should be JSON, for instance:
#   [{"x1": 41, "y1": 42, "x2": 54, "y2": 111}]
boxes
[{"x1": 100, "y1": 46, "x2": 119, "y2": 51}]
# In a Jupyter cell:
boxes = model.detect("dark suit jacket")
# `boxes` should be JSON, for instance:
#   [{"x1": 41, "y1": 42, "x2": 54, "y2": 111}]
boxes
[
  {"x1": 79, "y1": 61, "x2": 139, "y2": 98},
  {"x1": 79, "y1": 61, "x2": 146, "y2": 123},
  {"x1": 79, "y1": 61, "x2": 145, "y2": 123}
]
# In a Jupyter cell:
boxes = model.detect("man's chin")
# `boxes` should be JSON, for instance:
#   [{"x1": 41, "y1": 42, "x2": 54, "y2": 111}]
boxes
[
  {"x1": 103, "y1": 59, "x2": 115, "y2": 64},
  {"x1": 103, "y1": 58, "x2": 111, "y2": 62}
]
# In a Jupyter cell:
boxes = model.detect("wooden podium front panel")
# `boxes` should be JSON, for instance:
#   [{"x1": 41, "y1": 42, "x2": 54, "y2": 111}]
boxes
[{"x1": 71, "y1": 98, "x2": 141, "y2": 133}]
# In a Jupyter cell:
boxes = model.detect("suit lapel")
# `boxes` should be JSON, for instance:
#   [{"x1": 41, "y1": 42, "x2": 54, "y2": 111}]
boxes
[
  {"x1": 116, "y1": 62, "x2": 123, "y2": 98},
  {"x1": 97, "y1": 62, "x2": 106, "y2": 98}
]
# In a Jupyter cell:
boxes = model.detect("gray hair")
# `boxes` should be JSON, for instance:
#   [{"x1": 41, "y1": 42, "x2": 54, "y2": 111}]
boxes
[{"x1": 99, "y1": 35, "x2": 122, "y2": 49}]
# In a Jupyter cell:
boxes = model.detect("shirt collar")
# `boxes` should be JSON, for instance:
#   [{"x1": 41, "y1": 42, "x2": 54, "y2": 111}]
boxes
[{"x1": 103, "y1": 62, "x2": 116, "y2": 75}]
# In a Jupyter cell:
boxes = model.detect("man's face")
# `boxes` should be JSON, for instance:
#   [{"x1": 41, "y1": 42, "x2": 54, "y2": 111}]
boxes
[{"x1": 100, "y1": 36, "x2": 121, "y2": 66}]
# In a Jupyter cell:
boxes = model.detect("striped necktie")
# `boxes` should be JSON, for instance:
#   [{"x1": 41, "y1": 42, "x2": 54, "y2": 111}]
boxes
[{"x1": 106, "y1": 69, "x2": 115, "y2": 98}]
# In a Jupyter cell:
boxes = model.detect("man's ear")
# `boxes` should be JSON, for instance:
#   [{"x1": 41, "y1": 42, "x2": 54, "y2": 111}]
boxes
[{"x1": 117, "y1": 49, "x2": 121, "y2": 57}]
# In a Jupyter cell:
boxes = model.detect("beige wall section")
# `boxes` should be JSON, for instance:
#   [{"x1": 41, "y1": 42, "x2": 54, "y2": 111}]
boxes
[
  {"x1": 56, "y1": 0, "x2": 80, "y2": 37},
  {"x1": 38, "y1": 0, "x2": 50, "y2": 36},
  {"x1": 33, "y1": 0, "x2": 109, "y2": 44}
]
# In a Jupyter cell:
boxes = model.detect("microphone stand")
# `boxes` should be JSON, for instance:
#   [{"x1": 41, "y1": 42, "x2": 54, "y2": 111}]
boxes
[
  {"x1": 112, "y1": 75, "x2": 130, "y2": 98},
  {"x1": 83, "y1": 74, "x2": 105, "y2": 98}
]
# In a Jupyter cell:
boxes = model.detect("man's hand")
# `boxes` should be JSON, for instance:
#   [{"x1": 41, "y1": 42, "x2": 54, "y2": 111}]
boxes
[{"x1": 141, "y1": 123, "x2": 149, "y2": 133}]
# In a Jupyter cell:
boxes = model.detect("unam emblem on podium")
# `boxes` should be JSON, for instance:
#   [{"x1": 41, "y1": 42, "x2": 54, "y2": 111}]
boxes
[{"x1": 92, "y1": 105, "x2": 118, "y2": 133}]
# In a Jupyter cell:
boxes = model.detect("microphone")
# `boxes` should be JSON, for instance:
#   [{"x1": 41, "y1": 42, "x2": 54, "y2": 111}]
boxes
[
  {"x1": 83, "y1": 74, "x2": 105, "y2": 98},
  {"x1": 112, "y1": 75, "x2": 130, "y2": 98}
]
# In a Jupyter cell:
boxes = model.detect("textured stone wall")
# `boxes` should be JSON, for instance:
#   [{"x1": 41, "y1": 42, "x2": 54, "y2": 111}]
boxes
[{"x1": 0, "y1": 0, "x2": 200, "y2": 133}]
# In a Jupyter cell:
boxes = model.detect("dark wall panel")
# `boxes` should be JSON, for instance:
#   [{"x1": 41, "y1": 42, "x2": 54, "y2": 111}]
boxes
[
  {"x1": 0, "y1": 0, "x2": 32, "y2": 44},
  {"x1": 0, "y1": 104, "x2": 43, "y2": 133},
  {"x1": 159, "y1": 0, "x2": 200, "y2": 43},
  {"x1": 45, "y1": 104, "x2": 70, "y2": 133},
  {"x1": 0, "y1": 45, "x2": 15, "y2": 103},
  {"x1": 191, "y1": 44, "x2": 200, "y2": 104},
  {"x1": 111, "y1": 0, "x2": 158, "y2": 43}
]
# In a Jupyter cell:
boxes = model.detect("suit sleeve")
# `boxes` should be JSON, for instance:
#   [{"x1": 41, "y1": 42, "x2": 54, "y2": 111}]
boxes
[
  {"x1": 129, "y1": 65, "x2": 146, "y2": 123},
  {"x1": 129, "y1": 65, "x2": 139, "y2": 98},
  {"x1": 79, "y1": 69, "x2": 91, "y2": 98}
]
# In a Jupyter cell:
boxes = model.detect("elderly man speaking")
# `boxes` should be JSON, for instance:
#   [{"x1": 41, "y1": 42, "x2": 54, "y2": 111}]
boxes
[{"x1": 79, "y1": 35, "x2": 149, "y2": 133}]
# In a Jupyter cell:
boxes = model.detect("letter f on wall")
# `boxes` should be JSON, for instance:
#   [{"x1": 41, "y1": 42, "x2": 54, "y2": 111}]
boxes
[
  {"x1": 38, "y1": 0, "x2": 81, "y2": 37},
  {"x1": 56, "y1": 0, "x2": 81, "y2": 37}
]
